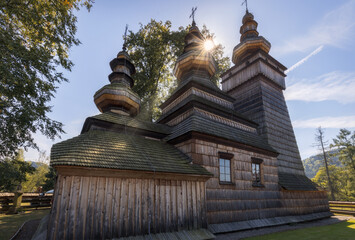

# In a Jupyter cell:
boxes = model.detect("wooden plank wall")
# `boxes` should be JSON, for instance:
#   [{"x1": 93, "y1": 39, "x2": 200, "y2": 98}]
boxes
[
  {"x1": 47, "y1": 175, "x2": 206, "y2": 240},
  {"x1": 176, "y1": 139, "x2": 329, "y2": 225}
]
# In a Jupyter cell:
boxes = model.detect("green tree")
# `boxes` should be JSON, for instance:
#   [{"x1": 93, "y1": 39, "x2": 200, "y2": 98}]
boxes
[
  {"x1": 331, "y1": 129, "x2": 355, "y2": 172},
  {"x1": 43, "y1": 166, "x2": 57, "y2": 191},
  {"x1": 200, "y1": 25, "x2": 230, "y2": 86},
  {"x1": 312, "y1": 165, "x2": 355, "y2": 201},
  {"x1": 0, "y1": 149, "x2": 35, "y2": 192},
  {"x1": 314, "y1": 127, "x2": 335, "y2": 200},
  {"x1": 0, "y1": 0, "x2": 93, "y2": 157},
  {"x1": 22, "y1": 162, "x2": 49, "y2": 192},
  {"x1": 125, "y1": 20, "x2": 230, "y2": 121},
  {"x1": 22, "y1": 151, "x2": 51, "y2": 192}
]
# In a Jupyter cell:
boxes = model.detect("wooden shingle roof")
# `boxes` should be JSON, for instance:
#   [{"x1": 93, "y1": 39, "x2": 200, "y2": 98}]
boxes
[
  {"x1": 166, "y1": 114, "x2": 276, "y2": 154},
  {"x1": 51, "y1": 130, "x2": 211, "y2": 176},
  {"x1": 84, "y1": 111, "x2": 171, "y2": 135},
  {"x1": 278, "y1": 172, "x2": 317, "y2": 191},
  {"x1": 158, "y1": 94, "x2": 257, "y2": 127}
]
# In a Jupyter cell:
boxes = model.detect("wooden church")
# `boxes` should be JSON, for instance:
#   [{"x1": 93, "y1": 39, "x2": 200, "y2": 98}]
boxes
[{"x1": 46, "y1": 8, "x2": 330, "y2": 240}]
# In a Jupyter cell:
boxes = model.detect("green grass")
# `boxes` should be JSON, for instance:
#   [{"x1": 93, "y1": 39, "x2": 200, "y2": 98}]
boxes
[
  {"x1": 246, "y1": 219, "x2": 355, "y2": 240},
  {"x1": 0, "y1": 209, "x2": 50, "y2": 240}
]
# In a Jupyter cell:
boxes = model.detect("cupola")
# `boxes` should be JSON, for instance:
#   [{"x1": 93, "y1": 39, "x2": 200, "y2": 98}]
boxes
[
  {"x1": 94, "y1": 33, "x2": 140, "y2": 116},
  {"x1": 232, "y1": 10, "x2": 271, "y2": 65},
  {"x1": 173, "y1": 20, "x2": 217, "y2": 84}
]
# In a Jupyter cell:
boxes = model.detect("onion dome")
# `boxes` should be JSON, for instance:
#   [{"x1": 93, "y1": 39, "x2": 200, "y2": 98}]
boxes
[
  {"x1": 240, "y1": 11, "x2": 259, "y2": 42},
  {"x1": 174, "y1": 23, "x2": 217, "y2": 84},
  {"x1": 232, "y1": 10, "x2": 271, "y2": 65},
  {"x1": 94, "y1": 48, "x2": 140, "y2": 116}
]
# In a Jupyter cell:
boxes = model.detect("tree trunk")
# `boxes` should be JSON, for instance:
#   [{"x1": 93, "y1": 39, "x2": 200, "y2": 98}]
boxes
[
  {"x1": 8, "y1": 185, "x2": 23, "y2": 214},
  {"x1": 320, "y1": 138, "x2": 335, "y2": 200}
]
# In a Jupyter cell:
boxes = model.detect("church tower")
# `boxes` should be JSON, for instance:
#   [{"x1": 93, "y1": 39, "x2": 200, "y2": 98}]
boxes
[{"x1": 221, "y1": 10, "x2": 306, "y2": 178}]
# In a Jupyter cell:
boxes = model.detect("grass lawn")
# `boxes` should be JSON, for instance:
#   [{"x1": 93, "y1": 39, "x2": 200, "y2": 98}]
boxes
[
  {"x1": 0, "y1": 208, "x2": 50, "y2": 240},
  {"x1": 246, "y1": 219, "x2": 355, "y2": 240}
]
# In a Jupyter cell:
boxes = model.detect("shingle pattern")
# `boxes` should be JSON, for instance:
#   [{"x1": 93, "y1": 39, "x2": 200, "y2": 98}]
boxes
[
  {"x1": 166, "y1": 114, "x2": 276, "y2": 153},
  {"x1": 278, "y1": 172, "x2": 317, "y2": 191},
  {"x1": 159, "y1": 94, "x2": 256, "y2": 126},
  {"x1": 91, "y1": 112, "x2": 171, "y2": 135},
  {"x1": 51, "y1": 130, "x2": 211, "y2": 176}
]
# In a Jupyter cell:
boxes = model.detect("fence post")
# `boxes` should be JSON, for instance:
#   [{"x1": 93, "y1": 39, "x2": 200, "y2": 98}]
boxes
[{"x1": 8, "y1": 185, "x2": 23, "y2": 214}]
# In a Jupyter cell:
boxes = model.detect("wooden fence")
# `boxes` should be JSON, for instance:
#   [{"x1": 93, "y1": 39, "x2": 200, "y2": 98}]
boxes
[
  {"x1": 329, "y1": 201, "x2": 355, "y2": 216},
  {"x1": 0, "y1": 192, "x2": 53, "y2": 211}
]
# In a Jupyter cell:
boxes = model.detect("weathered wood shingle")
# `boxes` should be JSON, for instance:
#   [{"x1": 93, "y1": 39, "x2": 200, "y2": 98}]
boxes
[
  {"x1": 88, "y1": 111, "x2": 171, "y2": 135},
  {"x1": 278, "y1": 172, "x2": 317, "y2": 191},
  {"x1": 166, "y1": 114, "x2": 277, "y2": 154},
  {"x1": 51, "y1": 130, "x2": 211, "y2": 176}
]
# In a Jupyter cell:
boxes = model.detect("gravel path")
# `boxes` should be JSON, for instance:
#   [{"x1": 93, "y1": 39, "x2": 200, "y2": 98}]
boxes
[
  {"x1": 215, "y1": 216, "x2": 354, "y2": 240},
  {"x1": 11, "y1": 219, "x2": 41, "y2": 240},
  {"x1": 11, "y1": 215, "x2": 354, "y2": 240}
]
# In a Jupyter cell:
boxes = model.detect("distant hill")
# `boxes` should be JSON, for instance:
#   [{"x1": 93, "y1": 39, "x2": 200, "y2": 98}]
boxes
[
  {"x1": 302, "y1": 149, "x2": 341, "y2": 179},
  {"x1": 30, "y1": 161, "x2": 49, "y2": 169}
]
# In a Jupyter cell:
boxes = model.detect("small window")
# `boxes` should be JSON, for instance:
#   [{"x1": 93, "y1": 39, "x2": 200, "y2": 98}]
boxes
[
  {"x1": 252, "y1": 163, "x2": 261, "y2": 184},
  {"x1": 219, "y1": 158, "x2": 231, "y2": 182},
  {"x1": 251, "y1": 157, "x2": 263, "y2": 186}
]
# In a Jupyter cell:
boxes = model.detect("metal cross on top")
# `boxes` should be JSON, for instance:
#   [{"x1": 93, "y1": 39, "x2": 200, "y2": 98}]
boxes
[
  {"x1": 122, "y1": 24, "x2": 128, "y2": 51},
  {"x1": 242, "y1": 0, "x2": 248, "y2": 12},
  {"x1": 190, "y1": 7, "x2": 197, "y2": 25}
]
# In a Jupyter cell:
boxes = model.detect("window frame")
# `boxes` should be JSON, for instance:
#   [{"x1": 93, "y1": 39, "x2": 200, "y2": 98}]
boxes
[
  {"x1": 251, "y1": 157, "x2": 264, "y2": 187},
  {"x1": 218, "y1": 152, "x2": 234, "y2": 184}
]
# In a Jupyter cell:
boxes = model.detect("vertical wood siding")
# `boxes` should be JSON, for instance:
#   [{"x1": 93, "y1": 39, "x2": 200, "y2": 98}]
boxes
[{"x1": 47, "y1": 175, "x2": 206, "y2": 240}]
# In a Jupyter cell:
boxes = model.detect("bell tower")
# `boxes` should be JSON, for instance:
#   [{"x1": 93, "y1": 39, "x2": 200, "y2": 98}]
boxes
[{"x1": 221, "y1": 10, "x2": 305, "y2": 176}]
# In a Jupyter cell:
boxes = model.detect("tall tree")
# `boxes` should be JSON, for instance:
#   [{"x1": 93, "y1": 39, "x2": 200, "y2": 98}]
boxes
[
  {"x1": 314, "y1": 127, "x2": 335, "y2": 200},
  {"x1": 22, "y1": 162, "x2": 48, "y2": 192},
  {"x1": 199, "y1": 25, "x2": 230, "y2": 86},
  {"x1": 331, "y1": 128, "x2": 355, "y2": 172},
  {"x1": 0, "y1": 149, "x2": 35, "y2": 192},
  {"x1": 0, "y1": 0, "x2": 93, "y2": 157},
  {"x1": 312, "y1": 165, "x2": 355, "y2": 201},
  {"x1": 43, "y1": 166, "x2": 57, "y2": 192},
  {"x1": 22, "y1": 151, "x2": 50, "y2": 192},
  {"x1": 125, "y1": 20, "x2": 230, "y2": 121}
]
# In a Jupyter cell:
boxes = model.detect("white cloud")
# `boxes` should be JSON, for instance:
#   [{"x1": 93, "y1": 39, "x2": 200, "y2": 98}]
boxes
[
  {"x1": 293, "y1": 115, "x2": 355, "y2": 129},
  {"x1": 285, "y1": 71, "x2": 355, "y2": 104},
  {"x1": 274, "y1": 0, "x2": 355, "y2": 55},
  {"x1": 285, "y1": 45, "x2": 323, "y2": 74}
]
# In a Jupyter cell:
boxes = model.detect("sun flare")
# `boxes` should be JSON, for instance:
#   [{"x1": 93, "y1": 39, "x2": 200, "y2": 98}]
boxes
[{"x1": 204, "y1": 39, "x2": 214, "y2": 51}]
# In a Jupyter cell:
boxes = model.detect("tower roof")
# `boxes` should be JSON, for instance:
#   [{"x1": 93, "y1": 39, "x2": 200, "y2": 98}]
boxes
[
  {"x1": 232, "y1": 10, "x2": 271, "y2": 65},
  {"x1": 94, "y1": 38, "x2": 140, "y2": 116},
  {"x1": 240, "y1": 11, "x2": 259, "y2": 42},
  {"x1": 173, "y1": 24, "x2": 217, "y2": 84}
]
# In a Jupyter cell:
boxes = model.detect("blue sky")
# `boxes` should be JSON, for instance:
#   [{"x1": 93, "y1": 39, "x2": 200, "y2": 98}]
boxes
[{"x1": 25, "y1": 0, "x2": 355, "y2": 161}]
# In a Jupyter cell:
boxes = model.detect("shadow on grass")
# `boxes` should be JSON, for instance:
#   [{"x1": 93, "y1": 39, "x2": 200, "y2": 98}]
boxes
[
  {"x1": 0, "y1": 209, "x2": 50, "y2": 240},
  {"x1": 246, "y1": 219, "x2": 355, "y2": 240}
]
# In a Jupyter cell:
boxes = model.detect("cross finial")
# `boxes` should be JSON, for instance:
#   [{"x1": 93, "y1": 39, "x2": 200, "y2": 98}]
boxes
[
  {"x1": 241, "y1": 0, "x2": 248, "y2": 12},
  {"x1": 122, "y1": 24, "x2": 128, "y2": 51},
  {"x1": 190, "y1": 7, "x2": 197, "y2": 26}
]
